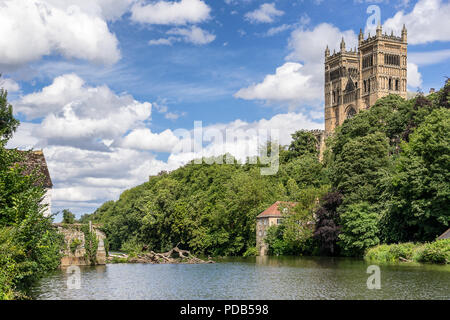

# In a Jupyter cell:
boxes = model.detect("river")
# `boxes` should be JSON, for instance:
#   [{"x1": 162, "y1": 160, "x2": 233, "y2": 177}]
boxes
[{"x1": 31, "y1": 256, "x2": 450, "y2": 300}]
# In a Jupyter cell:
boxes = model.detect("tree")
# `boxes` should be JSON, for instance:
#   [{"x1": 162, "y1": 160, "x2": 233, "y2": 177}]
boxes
[
  {"x1": 313, "y1": 191, "x2": 343, "y2": 256},
  {"x1": 338, "y1": 202, "x2": 380, "y2": 257},
  {"x1": 62, "y1": 209, "x2": 76, "y2": 224},
  {"x1": 380, "y1": 108, "x2": 450, "y2": 242},
  {"x1": 0, "y1": 88, "x2": 62, "y2": 299},
  {"x1": 329, "y1": 132, "x2": 390, "y2": 205},
  {"x1": 286, "y1": 130, "x2": 319, "y2": 160},
  {"x1": 0, "y1": 86, "x2": 19, "y2": 142}
]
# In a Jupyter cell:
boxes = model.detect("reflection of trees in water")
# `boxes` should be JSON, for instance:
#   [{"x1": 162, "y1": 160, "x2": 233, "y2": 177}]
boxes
[{"x1": 255, "y1": 256, "x2": 346, "y2": 269}]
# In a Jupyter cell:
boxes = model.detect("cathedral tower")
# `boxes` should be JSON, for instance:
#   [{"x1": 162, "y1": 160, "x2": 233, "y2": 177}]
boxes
[{"x1": 324, "y1": 24, "x2": 408, "y2": 134}]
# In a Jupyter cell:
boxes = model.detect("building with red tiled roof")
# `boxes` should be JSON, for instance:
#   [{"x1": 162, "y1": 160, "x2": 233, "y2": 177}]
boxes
[{"x1": 256, "y1": 201, "x2": 297, "y2": 256}]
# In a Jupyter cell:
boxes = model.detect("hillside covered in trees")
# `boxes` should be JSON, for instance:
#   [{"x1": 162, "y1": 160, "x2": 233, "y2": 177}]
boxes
[{"x1": 83, "y1": 81, "x2": 450, "y2": 258}]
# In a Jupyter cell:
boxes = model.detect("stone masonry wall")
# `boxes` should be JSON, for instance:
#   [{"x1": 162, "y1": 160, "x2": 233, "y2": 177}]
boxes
[{"x1": 55, "y1": 223, "x2": 106, "y2": 267}]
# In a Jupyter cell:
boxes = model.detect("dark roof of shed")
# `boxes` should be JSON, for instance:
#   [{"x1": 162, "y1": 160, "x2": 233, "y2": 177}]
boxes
[
  {"x1": 15, "y1": 150, "x2": 53, "y2": 188},
  {"x1": 437, "y1": 228, "x2": 450, "y2": 240}
]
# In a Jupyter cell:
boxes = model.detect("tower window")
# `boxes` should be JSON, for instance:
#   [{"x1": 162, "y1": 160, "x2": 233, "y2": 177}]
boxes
[
  {"x1": 389, "y1": 78, "x2": 392, "y2": 90},
  {"x1": 346, "y1": 107, "x2": 356, "y2": 119},
  {"x1": 364, "y1": 80, "x2": 367, "y2": 93},
  {"x1": 385, "y1": 54, "x2": 400, "y2": 66},
  {"x1": 395, "y1": 79, "x2": 399, "y2": 91}
]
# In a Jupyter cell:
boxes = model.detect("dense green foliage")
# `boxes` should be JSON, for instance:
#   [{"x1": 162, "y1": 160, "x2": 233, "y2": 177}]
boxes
[
  {"x1": 365, "y1": 240, "x2": 450, "y2": 264},
  {"x1": 82, "y1": 225, "x2": 99, "y2": 265},
  {"x1": 0, "y1": 87, "x2": 63, "y2": 299},
  {"x1": 325, "y1": 81, "x2": 450, "y2": 255},
  {"x1": 86, "y1": 81, "x2": 450, "y2": 259},
  {"x1": 83, "y1": 136, "x2": 328, "y2": 256}
]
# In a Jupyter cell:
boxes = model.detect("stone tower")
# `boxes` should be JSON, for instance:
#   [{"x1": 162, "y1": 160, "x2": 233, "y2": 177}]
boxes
[{"x1": 324, "y1": 24, "x2": 408, "y2": 134}]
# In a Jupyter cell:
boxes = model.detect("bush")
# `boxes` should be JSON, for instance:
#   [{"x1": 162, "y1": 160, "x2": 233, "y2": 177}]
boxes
[
  {"x1": 413, "y1": 239, "x2": 450, "y2": 264},
  {"x1": 70, "y1": 239, "x2": 82, "y2": 255},
  {"x1": 365, "y1": 240, "x2": 449, "y2": 264},
  {"x1": 243, "y1": 246, "x2": 258, "y2": 257},
  {"x1": 365, "y1": 243, "x2": 415, "y2": 263}
]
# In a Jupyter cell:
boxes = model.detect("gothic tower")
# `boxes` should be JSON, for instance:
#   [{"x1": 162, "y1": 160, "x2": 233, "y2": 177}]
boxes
[{"x1": 324, "y1": 24, "x2": 408, "y2": 134}]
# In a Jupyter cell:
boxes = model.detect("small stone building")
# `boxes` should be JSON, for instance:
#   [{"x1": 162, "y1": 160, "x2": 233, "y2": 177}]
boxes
[{"x1": 256, "y1": 201, "x2": 297, "y2": 256}]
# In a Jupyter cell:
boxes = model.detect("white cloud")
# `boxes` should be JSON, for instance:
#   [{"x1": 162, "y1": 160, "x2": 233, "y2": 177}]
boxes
[
  {"x1": 13, "y1": 74, "x2": 151, "y2": 150},
  {"x1": 236, "y1": 23, "x2": 357, "y2": 108},
  {"x1": 244, "y1": 3, "x2": 284, "y2": 24},
  {"x1": 148, "y1": 26, "x2": 215, "y2": 45},
  {"x1": 0, "y1": 0, "x2": 121, "y2": 68},
  {"x1": 383, "y1": 0, "x2": 450, "y2": 44},
  {"x1": 121, "y1": 128, "x2": 181, "y2": 152},
  {"x1": 235, "y1": 62, "x2": 321, "y2": 106},
  {"x1": 1, "y1": 78, "x2": 20, "y2": 92},
  {"x1": 407, "y1": 62, "x2": 423, "y2": 89},
  {"x1": 130, "y1": 0, "x2": 211, "y2": 25},
  {"x1": 265, "y1": 24, "x2": 294, "y2": 37},
  {"x1": 149, "y1": 37, "x2": 177, "y2": 46},
  {"x1": 167, "y1": 26, "x2": 216, "y2": 44},
  {"x1": 409, "y1": 49, "x2": 450, "y2": 66},
  {"x1": 44, "y1": 0, "x2": 135, "y2": 21}
]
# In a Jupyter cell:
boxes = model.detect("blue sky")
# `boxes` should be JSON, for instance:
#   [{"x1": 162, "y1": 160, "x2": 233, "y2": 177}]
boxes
[{"x1": 3, "y1": 0, "x2": 449, "y2": 218}]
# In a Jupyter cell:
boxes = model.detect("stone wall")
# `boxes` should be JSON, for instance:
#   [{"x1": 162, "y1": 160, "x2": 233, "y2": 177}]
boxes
[{"x1": 54, "y1": 223, "x2": 107, "y2": 266}]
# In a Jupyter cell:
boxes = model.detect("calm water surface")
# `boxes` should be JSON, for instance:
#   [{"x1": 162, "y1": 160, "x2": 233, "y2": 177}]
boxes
[{"x1": 31, "y1": 256, "x2": 450, "y2": 300}]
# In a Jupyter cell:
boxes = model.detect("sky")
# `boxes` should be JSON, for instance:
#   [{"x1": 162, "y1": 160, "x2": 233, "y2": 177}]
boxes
[{"x1": 3, "y1": 0, "x2": 450, "y2": 219}]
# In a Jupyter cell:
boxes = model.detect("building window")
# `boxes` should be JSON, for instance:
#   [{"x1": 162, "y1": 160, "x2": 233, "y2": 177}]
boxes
[
  {"x1": 385, "y1": 54, "x2": 400, "y2": 66},
  {"x1": 264, "y1": 219, "x2": 267, "y2": 225},
  {"x1": 277, "y1": 219, "x2": 282, "y2": 225},
  {"x1": 347, "y1": 107, "x2": 356, "y2": 119},
  {"x1": 364, "y1": 80, "x2": 367, "y2": 93},
  {"x1": 395, "y1": 79, "x2": 399, "y2": 91},
  {"x1": 389, "y1": 78, "x2": 392, "y2": 90}
]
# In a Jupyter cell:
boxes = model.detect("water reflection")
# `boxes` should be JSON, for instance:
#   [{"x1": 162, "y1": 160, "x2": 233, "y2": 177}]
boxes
[{"x1": 31, "y1": 257, "x2": 450, "y2": 300}]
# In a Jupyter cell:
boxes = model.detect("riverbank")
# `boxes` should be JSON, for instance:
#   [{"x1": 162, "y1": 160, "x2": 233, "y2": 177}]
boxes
[
  {"x1": 364, "y1": 239, "x2": 450, "y2": 264},
  {"x1": 108, "y1": 246, "x2": 214, "y2": 264}
]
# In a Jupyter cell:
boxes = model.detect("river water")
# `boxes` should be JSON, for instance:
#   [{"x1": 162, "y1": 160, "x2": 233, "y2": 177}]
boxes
[{"x1": 31, "y1": 256, "x2": 450, "y2": 300}]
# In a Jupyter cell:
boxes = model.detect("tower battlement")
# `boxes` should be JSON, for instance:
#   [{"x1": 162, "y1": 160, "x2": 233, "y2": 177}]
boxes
[{"x1": 324, "y1": 24, "x2": 408, "y2": 134}]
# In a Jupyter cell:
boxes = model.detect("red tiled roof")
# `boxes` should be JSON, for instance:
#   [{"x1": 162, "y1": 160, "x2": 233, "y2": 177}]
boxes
[{"x1": 256, "y1": 201, "x2": 297, "y2": 218}]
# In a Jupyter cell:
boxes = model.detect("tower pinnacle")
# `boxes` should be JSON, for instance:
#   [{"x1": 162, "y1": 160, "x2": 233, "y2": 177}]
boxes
[{"x1": 340, "y1": 37, "x2": 346, "y2": 52}]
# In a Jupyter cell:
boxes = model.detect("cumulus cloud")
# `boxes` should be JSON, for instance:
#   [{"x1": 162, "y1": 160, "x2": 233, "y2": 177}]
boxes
[
  {"x1": 235, "y1": 62, "x2": 321, "y2": 106},
  {"x1": 0, "y1": 0, "x2": 121, "y2": 68},
  {"x1": 13, "y1": 74, "x2": 151, "y2": 150},
  {"x1": 407, "y1": 62, "x2": 423, "y2": 89},
  {"x1": 236, "y1": 23, "x2": 357, "y2": 108},
  {"x1": 383, "y1": 0, "x2": 450, "y2": 44},
  {"x1": 130, "y1": 0, "x2": 211, "y2": 25},
  {"x1": 245, "y1": 3, "x2": 284, "y2": 24},
  {"x1": 1, "y1": 78, "x2": 20, "y2": 92},
  {"x1": 121, "y1": 128, "x2": 181, "y2": 152}
]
